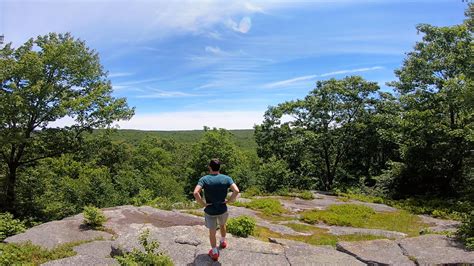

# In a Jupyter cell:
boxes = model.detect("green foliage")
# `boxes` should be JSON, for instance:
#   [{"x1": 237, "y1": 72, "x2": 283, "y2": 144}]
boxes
[
  {"x1": 83, "y1": 206, "x2": 106, "y2": 229},
  {"x1": 0, "y1": 32, "x2": 134, "y2": 210},
  {"x1": 257, "y1": 157, "x2": 292, "y2": 193},
  {"x1": 457, "y1": 211, "x2": 474, "y2": 250},
  {"x1": 276, "y1": 189, "x2": 315, "y2": 200},
  {"x1": 0, "y1": 239, "x2": 98, "y2": 265},
  {"x1": 255, "y1": 76, "x2": 383, "y2": 191},
  {"x1": 336, "y1": 192, "x2": 385, "y2": 204},
  {"x1": 0, "y1": 212, "x2": 26, "y2": 241},
  {"x1": 385, "y1": 14, "x2": 473, "y2": 197},
  {"x1": 241, "y1": 186, "x2": 264, "y2": 198},
  {"x1": 186, "y1": 128, "x2": 256, "y2": 194},
  {"x1": 227, "y1": 216, "x2": 256, "y2": 237},
  {"x1": 115, "y1": 229, "x2": 173, "y2": 266},
  {"x1": 131, "y1": 189, "x2": 155, "y2": 206},
  {"x1": 300, "y1": 204, "x2": 427, "y2": 236},
  {"x1": 241, "y1": 198, "x2": 286, "y2": 216},
  {"x1": 103, "y1": 129, "x2": 257, "y2": 153}
]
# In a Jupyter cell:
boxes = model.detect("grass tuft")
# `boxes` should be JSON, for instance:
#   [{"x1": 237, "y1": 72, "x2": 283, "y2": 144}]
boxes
[
  {"x1": 253, "y1": 224, "x2": 385, "y2": 246},
  {"x1": 0, "y1": 238, "x2": 103, "y2": 265},
  {"x1": 234, "y1": 198, "x2": 286, "y2": 216},
  {"x1": 300, "y1": 204, "x2": 428, "y2": 236}
]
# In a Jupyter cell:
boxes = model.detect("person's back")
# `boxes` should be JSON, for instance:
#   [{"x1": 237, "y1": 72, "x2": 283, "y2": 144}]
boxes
[
  {"x1": 193, "y1": 159, "x2": 240, "y2": 262},
  {"x1": 199, "y1": 173, "x2": 234, "y2": 215}
]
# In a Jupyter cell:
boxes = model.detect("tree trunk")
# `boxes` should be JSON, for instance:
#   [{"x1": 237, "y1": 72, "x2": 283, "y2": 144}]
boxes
[{"x1": 3, "y1": 163, "x2": 18, "y2": 213}]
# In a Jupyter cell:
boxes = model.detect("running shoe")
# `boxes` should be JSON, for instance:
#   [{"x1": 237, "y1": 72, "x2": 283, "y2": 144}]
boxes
[
  {"x1": 220, "y1": 240, "x2": 227, "y2": 249},
  {"x1": 208, "y1": 249, "x2": 219, "y2": 261}
]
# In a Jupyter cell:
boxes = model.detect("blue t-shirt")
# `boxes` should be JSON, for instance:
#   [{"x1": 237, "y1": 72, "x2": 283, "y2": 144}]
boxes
[{"x1": 197, "y1": 174, "x2": 234, "y2": 215}]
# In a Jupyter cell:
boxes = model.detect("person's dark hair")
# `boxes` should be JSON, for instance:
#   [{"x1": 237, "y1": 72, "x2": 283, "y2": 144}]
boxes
[{"x1": 209, "y1": 158, "x2": 221, "y2": 171}]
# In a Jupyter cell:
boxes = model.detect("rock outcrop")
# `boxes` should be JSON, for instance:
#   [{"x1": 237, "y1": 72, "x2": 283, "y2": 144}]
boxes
[{"x1": 4, "y1": 205, "x2": 474, "y2": 265}]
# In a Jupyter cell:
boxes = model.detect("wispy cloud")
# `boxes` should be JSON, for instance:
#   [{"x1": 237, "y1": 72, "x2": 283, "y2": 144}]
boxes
[
  {"x1": 136, "y1": 89, "x2": 199, "y2": 99},
  {"x1": 205, "y1": 46, "x2": 230, "y2": 56},
  {"x1": 227, "y1": 17, "x2": 252, "y2": 33},
  {"x1": 319, "y1": 66, "x2": 384, "y2": 77},
  {"x1": 263, "y1": 66, "x2": 384, "y2": 89},
  {"x1": 263, "y1": 75, "x2": 318, "y2": 89},
  {"x1": 109, "y1": 72, "x2": 134, "y2": 78}
]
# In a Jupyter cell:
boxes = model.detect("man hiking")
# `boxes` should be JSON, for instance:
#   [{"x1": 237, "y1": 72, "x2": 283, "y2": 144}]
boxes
[{"x1": 193, "y1": 158, "x2": 240, "y2": 261}]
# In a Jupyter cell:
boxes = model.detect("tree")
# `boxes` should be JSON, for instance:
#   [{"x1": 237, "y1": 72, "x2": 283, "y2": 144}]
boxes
[
  {"x1": 186, "y1": 128, "x2": 241, "y2": 196},
  {"x1": 387, "y1": 9, "x2": 473, "y2": 196},
  {"x1": 0, "y1": 33, "x2": 134, "y2": 211},
  {"x1": 256, "y1": 76, "x2": 380, "y2": 190}
]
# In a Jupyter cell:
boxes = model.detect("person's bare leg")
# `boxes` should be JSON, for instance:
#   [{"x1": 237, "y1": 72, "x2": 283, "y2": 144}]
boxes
[
  {"x1": 209, "y1": 228, "x2": 217, "y2": 249},
  {"x1": 220, "y1": 224, "x2": 226, "y2": 239}
]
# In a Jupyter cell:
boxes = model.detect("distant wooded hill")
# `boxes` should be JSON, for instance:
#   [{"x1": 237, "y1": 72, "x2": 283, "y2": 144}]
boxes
[{"x1": 95, "y1": 129, "x2": 257, "y2": 152}]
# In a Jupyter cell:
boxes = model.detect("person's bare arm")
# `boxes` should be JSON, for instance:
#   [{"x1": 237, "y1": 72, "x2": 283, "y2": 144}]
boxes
[
  {"x1": 226, "y1": 183, "x2": 240, "y2": 204},
  {"x1": 193, "y1": 185, "x2": 208, "y2": 207}
]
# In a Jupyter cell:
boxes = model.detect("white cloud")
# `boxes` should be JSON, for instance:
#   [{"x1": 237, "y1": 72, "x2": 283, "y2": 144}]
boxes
[
  {"x1": 3, "y1": 1, "x2": 273, "y2": 46},
  {"x1": 115, "y1": 111, "x2": 264, "y2": 130},
  {"x1": 109, "y1": 72, "x2": 134, "y2": 78},
  {"x1": 263, "y1": 74, "x2": 318, "y2": 89},
  {"x1": 227, "y1": 17, "x2": 252, "y2": 33},
  {"x1": 205, "y1": 46, "x2": 229, "y2": 56},
  {"x1": 136, "y1": 89, "x2": 199, "y2": 99},
  {"x1": 319, "y1": 66, "x2": 384, "y2": 77},
  {"x1": 263, "y1": 66, "x2": 384, "y2": 89}
]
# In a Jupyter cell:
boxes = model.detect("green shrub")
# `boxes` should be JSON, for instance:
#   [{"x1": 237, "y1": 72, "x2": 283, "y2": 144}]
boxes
[
  {"x1": 0, "y1": 212, "x2": 26, "y2": 241},
  {"x1": 257, "y1": 157, "x2": 292, "y2": 193},
  {"x1": 246, "y1": 198, "x2": 286, "y2": 216},
  {"x1": 298, "y1": 191, "x2": 314, "y2": 200},
  {"x1": 83, "y1": 206, "x2": 106, "y2": 229},
  {"x1": 131, "y1": 189, "x2": 155, "y2": 206},
  {"x1": 115, "y1": 229, "x2": 173, "y2": 266},
  {"x1": 456, "y1": 211, "x2": 474, "y2": 250},
  {"x1": 242, "y1": 186, "x2": 264, "y2": 198},
  {"x1": 227, "y1": 216, "x2": 256, "y2": 237}
]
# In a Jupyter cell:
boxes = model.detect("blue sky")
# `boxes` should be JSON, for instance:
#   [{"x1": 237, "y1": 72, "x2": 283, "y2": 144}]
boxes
[{"x1": 0, "y1": 0, "x2": 468, "y2": 130}]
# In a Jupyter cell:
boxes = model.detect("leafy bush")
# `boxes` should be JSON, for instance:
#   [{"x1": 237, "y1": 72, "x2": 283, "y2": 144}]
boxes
[
  {"x1": 245, "y1": 198, "x2": 286, "y2": 216},
  {"x1": 257, "y1": 157, "x2": 292, "y2": 193},
  {"x1": 115, "y1": 229, "x2": 173, "y2": 266},
  {"x1": 0, "y1": 212, "x2": 26, "y2": 241},
  {"x1": 131, "y1": 189, "x2": 155, "y2": 206},
  {"x1": 242, "y1": 186, "x2": 264, "y2": 198},
  {"x1": 298, "y1": 191, "x2": 314, "y2": 200},
  {"x1": 456, "y1": 211, "x2": 474, "y2": 250},
  {"x1": 83, "y1": 206, "x2": 106, "y2": 229},
  {"x1": 227, "y1": 216, "x2": 256, "y2": 237}
]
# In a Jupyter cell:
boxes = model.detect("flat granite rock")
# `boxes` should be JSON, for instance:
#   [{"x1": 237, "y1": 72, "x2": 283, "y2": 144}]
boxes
[
  {"x1": 194, "y1": 246, "x2": 288, "y2": 266},
  {"x1": 336, "y1": 239, "x2": 415, "y2": 265},
  {"x1": 398, "y1": 234, "x2": 474, "y2": 265},
  {"x1": 417, "y1": 215, "x2": 461, "y2": 233},
  {"x1": 73, "y1": 240, "x2": 114, "y2": 258},
  {"x1": 41, "y1": 255, "x2": 118, "y2": 266},
  {"x1": 317, "y1": 224, "x2": 407, "y2": 239},
  {"x1": 270, "y1": 238, "x2": 365, "y2": 265},
  {"x1": 102, "y1": 205, "x2": 203, "y2": 236},
  {"x1": 279, "y1": 193, "x2": 397, "y2": 213},
  {"x1": 4, "y1": 219, "x2": 112, "y2": 249}
]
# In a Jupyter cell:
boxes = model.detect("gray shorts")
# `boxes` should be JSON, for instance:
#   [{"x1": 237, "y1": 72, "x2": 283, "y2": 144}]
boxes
[{"x1": 204, "y1": 212, "x2": 229, "y2": 230}]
